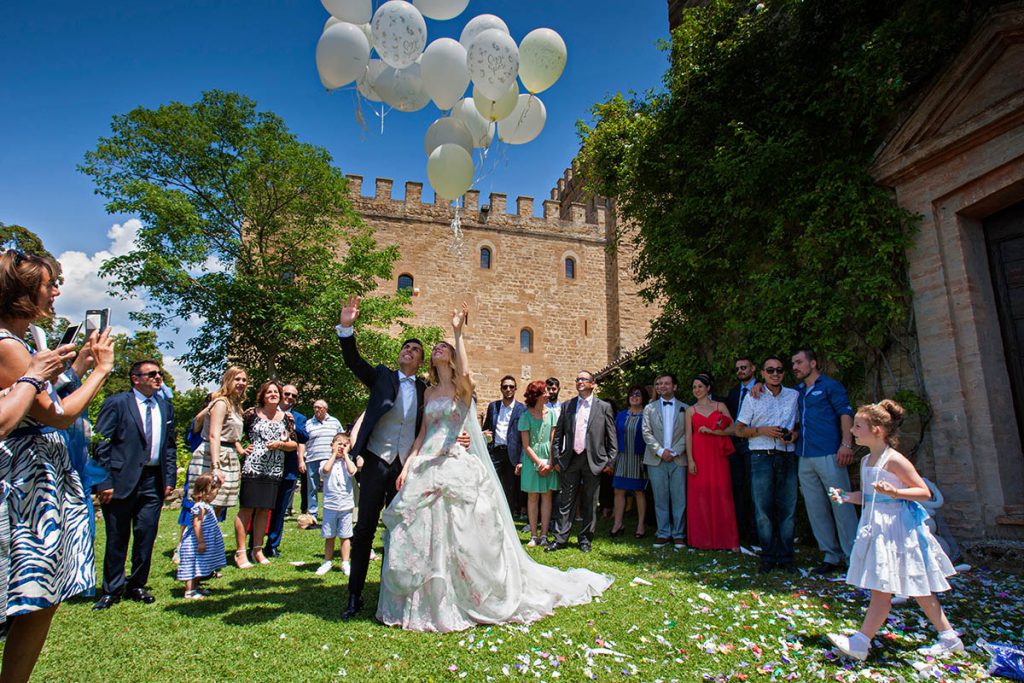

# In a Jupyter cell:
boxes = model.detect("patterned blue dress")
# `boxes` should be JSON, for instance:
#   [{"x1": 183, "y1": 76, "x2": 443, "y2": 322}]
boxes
[
  {"x1": 176, "y1": 501, "x2": 227, "y2": 581},
  {"x1": 0, "y1": 330, "x2": 94, "y2": 623}
]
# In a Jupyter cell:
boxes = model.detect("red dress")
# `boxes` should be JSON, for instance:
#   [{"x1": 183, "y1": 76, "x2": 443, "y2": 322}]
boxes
[{"x1": 687, "y1": 410, "x2": 739, "y2": 550}]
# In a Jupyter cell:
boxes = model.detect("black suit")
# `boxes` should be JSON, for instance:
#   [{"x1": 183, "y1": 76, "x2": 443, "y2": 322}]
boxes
[
  {"x1": 339, "y1": 332, "x2": 425, "y2": 599},
  {"x1": 551, "y1": 395, "x2": 617, "y2": 545},
  {"x1": 482, "y1": 399, "x2": 526, "y2": 515},
  {"x1": 93, "y1": 390, "x2": 176, "y2": 597},
  {"x1": 724, "y1": 384, "x2": 754, "y2": 544}
]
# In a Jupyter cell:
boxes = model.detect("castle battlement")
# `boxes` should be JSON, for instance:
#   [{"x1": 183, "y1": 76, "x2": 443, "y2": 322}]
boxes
[{"x1": 344, "y1": 174, "x2": 614, "y2": 239}]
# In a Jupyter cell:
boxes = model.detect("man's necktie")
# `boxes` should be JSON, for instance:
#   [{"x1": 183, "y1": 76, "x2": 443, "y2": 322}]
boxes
[{"x1": 144, "y1": 398, "x2": 155, "y2": 454}]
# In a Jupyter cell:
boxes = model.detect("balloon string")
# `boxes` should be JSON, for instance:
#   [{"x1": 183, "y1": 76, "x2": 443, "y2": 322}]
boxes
[{"x1": 447, "y1": 200, "x2": 464, "y2": 257}]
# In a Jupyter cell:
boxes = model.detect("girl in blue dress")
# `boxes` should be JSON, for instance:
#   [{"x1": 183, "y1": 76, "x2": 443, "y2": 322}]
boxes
[{"x1": 177, "y1": 474, "x2": 227, "y2": 599}]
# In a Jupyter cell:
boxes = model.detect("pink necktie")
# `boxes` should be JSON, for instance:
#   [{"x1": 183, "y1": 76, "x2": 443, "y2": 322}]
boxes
[{"x1": 574, "y1": 400, "x2": 587, "y2": 454}]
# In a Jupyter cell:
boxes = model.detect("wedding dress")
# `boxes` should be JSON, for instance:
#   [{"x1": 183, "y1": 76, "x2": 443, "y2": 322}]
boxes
[{"x1": 376, "y1": 397, "x2": 613, "y2": 632}]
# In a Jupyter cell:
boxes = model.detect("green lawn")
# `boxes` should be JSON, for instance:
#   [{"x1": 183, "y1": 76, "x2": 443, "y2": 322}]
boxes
[{"x1": 11, "y1": 509, "x2": 1021, "y2": 682}]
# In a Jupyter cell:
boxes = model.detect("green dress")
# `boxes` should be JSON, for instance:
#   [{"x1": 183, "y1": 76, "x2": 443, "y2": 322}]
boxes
[{"x1": 518, "y1": 409, "x2": 559, "y2": 493}]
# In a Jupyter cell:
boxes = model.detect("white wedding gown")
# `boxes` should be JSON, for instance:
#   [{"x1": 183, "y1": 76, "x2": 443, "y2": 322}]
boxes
[{"x1": 376, "y1": 398, "x2": 613, "y2": 632}]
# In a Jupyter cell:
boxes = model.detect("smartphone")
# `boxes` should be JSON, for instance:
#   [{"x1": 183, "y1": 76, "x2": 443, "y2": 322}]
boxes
[
  {"x1": 84, "y1": 308, "x2": 110, "y2": 334},
  {"x1": 59, "y1": 322, "x2": 83, "y2": 346}
]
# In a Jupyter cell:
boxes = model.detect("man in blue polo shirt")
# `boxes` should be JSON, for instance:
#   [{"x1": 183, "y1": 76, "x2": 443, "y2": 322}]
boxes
[{"x1": 791, "y1": 349, "x2": 859, "y2": 575}]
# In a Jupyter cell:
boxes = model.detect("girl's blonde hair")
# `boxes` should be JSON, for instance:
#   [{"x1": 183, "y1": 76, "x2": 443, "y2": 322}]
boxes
[
  {"x1": 855, "y1": 399, "x2": 906, "y2": 447},
  {"x1": 428, "y1": 341, "x2": 473, "y2": 403},
  {"x1": 211, "y1": 366, "x2": 247, "y2": 413}
]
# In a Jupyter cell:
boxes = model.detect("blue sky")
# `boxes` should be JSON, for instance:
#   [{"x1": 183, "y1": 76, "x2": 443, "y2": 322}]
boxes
[{"x1": 0, "y1": 1, "x2": 669, "y2": 386}]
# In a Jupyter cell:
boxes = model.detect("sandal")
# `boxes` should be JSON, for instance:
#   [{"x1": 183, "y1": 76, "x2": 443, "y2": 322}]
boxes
[
  {"x1": 253, "y1": 549, "x2": 271, "y2": 565},
  {"x1": 234, "y1": 550, "x2": 254, "y2": 569}
]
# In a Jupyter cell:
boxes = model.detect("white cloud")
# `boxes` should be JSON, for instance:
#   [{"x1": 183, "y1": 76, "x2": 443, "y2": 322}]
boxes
[
  {"x1": 53, "y1": 219, "x2": 145, "y2": 332},
  {"x1": 51, "y1": 219, "x2": 213, "y2": 392}
]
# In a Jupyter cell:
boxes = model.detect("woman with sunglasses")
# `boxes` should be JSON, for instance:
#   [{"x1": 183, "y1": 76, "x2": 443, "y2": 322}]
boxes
[
  {"x1": 610, "y1": 384, "x2": 650, "y2": 538},
  {"x1": 0, "y1": 249, "x2": 115, "y2": 682}
]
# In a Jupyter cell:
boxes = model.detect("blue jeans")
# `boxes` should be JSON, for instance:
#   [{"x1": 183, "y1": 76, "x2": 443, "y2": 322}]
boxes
[
  {"x1": 798, "y1": 454, "x2": 859, "y2": 565},
  {"x1": 646, "y1": 458, "x2": 686, "y2": 540},
  {"x1": 750, "y1": 450, "x2": 798, "y2": 565},
  {"x1": 306, "y1": 461, "x2": 325, "y2": 518}
]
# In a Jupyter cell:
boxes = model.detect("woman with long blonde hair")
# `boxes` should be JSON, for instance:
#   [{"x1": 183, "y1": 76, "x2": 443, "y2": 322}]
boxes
[{"x1": 187, "y1": 366, "x2": 248, "y2": 514}]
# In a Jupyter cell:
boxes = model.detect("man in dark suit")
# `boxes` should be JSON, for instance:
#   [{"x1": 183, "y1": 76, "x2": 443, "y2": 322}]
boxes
[
  {"x1": 481, "y1": 375, "x2": 526, "y2": 516},
  {"x1": 725, "y1": 356, "x2": 758, "y2": 546},
  {"x1": 336, "y1": 295, "x2": 426, "y2": 619},
  {"x1": 547, "y1": 370, "x2": 617, "y2": 553},
  {"x1": 92, "y1": 359, "x2": 177, "y2": 609}
]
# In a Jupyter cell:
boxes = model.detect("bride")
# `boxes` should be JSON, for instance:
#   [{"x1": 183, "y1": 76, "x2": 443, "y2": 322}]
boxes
[{"x1": 376, "y1": 303, "x2": 613, "y2": 632}]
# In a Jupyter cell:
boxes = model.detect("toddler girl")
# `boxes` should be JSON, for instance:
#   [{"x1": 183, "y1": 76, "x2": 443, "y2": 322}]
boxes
[
  {"x1": 177, "y1": 473, "x2": 227, "y2": 599},
  {"x1": 826, "y1": 400, "x2": 961, "y2": 661}
]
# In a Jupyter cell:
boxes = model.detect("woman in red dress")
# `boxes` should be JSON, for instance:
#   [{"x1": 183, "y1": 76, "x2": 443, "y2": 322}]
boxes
[{"x1": 684, "y1": 373, "x2": 739, "y2": 550}]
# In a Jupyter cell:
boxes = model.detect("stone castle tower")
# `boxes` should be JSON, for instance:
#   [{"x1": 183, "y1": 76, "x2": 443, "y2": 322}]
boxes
[{"x1": 345, "y1": 168, "x2": 656, "y2": 404}]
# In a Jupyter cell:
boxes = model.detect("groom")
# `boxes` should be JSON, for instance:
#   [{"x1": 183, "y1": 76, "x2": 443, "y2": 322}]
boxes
[{"x1": 336, "y1": 295, "x2": 427, "y2": 619}]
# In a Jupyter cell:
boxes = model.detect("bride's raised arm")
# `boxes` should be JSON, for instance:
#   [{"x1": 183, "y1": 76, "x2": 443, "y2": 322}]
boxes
[{"x1": 451, "y1": 302, "x2": 475, "y2": 401}]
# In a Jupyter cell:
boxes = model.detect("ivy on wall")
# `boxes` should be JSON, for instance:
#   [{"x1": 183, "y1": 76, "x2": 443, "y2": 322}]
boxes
[{"x1": 579, "y1": 0, "x2": 995, "y2": 411}]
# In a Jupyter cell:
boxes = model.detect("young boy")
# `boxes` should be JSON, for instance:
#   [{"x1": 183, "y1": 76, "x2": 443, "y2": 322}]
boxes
[{"x1": 315, "y1": 433, "x2": 358, "y2": 576}]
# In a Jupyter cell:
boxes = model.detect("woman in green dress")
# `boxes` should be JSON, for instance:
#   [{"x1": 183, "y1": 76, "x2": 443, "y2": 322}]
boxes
[{"x1": 516, "y1": 380, "x2": 559, "y2": 547}]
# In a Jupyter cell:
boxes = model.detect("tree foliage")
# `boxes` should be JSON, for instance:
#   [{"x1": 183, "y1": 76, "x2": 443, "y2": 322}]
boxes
[
  {"x1": 578, "y1": 0, "x2": 993, "y2": 402},
  {"x1": 80, "y1": 90, "x2": 440, "y2": 423}
]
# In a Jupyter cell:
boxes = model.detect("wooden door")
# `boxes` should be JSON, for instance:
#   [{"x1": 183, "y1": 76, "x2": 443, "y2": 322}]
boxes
[{"x1": 986, "y1": 201, "x2": 1024, "y2": 447}]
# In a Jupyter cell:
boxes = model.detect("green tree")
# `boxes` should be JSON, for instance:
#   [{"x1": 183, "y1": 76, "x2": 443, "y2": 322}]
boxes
[
  {"x1": 1, "y1": 222, "x2": 53, "y2": 259},
  {"x1": 80, "y1": 90, "x2": 439, "y2": 424},
  {"x1": 578, "y1": 0, "x2": 994, "y2": 405}
]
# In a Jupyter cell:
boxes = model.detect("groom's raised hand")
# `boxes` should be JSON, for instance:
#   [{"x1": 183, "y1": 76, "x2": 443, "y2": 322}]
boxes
[{"x1": 340, "y1": 295, "x2": 361, "y2": 327}]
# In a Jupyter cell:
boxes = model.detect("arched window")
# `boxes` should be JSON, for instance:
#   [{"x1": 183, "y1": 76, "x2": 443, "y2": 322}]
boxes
[
  {"x1": 480, "y1": 246, "x2": 492, "y2": 270},
  {"x1": 565, "y1": 256, "x2": 576, "y2": 279},
  {"x1": 520, "y1": 328, "x2": 534, "y2": 353},
  {"x1": 397, "y1": 273, "x2": 414, "y2": 292}
]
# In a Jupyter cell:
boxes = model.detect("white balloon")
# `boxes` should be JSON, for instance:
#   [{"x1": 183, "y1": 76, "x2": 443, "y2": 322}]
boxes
[
  {"x1": 371, "y1": 0, "x2": 427, "y2": 70},
  {"x1": 357, "y1": 58, "x2": 387, "y2": 101},
  {"x1": 424, "y1": 117, "x2": 474, "y2": 156},
  {"x1": 413, "y1": 0, "x2": 469, "y2": 21},
  {"x1": 324, "y1": 16, "x2": 340, "y2": 32},
  {"x1": 321, "y1": 0, "x2": 372, "y2": 24},
  {"x1": 498, "y1": 94, "x2": 547, "y2": 144},
  {"x1": 420, "y1": 38, "x2": 470, "y2": 111},
  {"x1": 518, "y1": 28, "x2": 567, "y2": 94},
  {"x1": 459, "y1": 14, "x2": 509, "y2": 50},
  {"x1": 373, "y1": 62, "x2": 431, "y2": 112},
  {"x1": 472, "y1": 81, "x2": 519, "y2": 122},
  {"x1": 451, "y1": 97, "x2": 494, "y2": 148},
  {"x1": 428, "y1": 143, "x2": 474, "y2": 201},
  {"x1": 316, "y1": 22, "x2": 371, "y2": 90},
  {"x1": 357, "y1": 22, "x2": 373, "y2": 51},
  {"x1": 466, "y1": 28, "x2": 519, "y2": 102}
]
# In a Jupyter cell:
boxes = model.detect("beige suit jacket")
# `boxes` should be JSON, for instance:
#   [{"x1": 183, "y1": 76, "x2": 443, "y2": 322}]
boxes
[{"x1": 641, "y1": 398, "x2": 688, "y2": 467}]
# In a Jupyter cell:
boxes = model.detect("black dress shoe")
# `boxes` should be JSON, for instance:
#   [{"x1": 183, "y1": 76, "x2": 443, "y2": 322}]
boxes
[
  {"x1": 544, "y1": 542, "x2": 567, "y2": 553},
  {"x1": 579, "y1": 543, "x2": 593, "y2": 553},
  {"x1": 812, "y1": 561, "x2": 841, "y2": 576},
  {"x1": 758, "y1": 560, "x2": 775, "y2": 575},
  {"x1": 92, "y1": 594, "x2": 120, "y2": 610},
  {"x1": 263, "y1": 548, "x2": 281, "y2": 558},
  {"x1": 341, "y1": 593, "x2": 364, "y2": 620},
  {"x1": 126, "y1": 588, "x2": 156, "y2": 604}
]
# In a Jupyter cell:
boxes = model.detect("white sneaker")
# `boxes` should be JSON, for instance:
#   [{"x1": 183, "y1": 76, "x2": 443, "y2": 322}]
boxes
[
  {"x1": 918, "y1": 637, "x2": 964, "y2": 657},
  {"x1": 341, "y1": 561, "x2": 351, "y2": 577},
  {"x1": 827, "y1": 633, "x2": 869, "y2": 661},
  {"x1": 315, "y1": 561, "x2": 333, "y2": 576}
]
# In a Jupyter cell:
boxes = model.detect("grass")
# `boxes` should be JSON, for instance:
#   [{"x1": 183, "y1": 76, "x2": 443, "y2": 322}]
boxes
[{"x1": 8, "y1": 509, "x2": 1022, "y2": 682}]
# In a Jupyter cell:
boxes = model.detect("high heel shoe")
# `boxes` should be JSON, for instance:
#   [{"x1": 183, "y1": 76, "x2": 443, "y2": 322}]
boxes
[
  {"x1": 609, "y1": 526, "x2": 624, "y2": 537},
  {"x1": 253, "y1": 549, "x2": 271, "y2": 565},
  {"x1": 634, "y1": 529, "x2": 647, "y2": 539},
  {"x1": 234, "y1": 550, "x2": 253, "y2": 569}
]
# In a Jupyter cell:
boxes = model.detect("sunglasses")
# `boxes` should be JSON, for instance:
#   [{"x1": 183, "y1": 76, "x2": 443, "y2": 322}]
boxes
[
  {"x1": 764, "y1": 367, "x2": 785, "y2": 374},
  {"x1": 575, "y1": 377, "x2": 593, "y2": 383},
  {"x1": 500, "y1": 385, "x2": 516, "y2": 390},
  {"x1": 132, "y1": 370, "x2": 163, "y2": 379},
  {"x1": 283, "y1": 392, "x2": 298, "y2": 398}
]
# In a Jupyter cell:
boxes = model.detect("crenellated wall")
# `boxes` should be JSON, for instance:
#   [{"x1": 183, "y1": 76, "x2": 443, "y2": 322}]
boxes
[{"x1": 339, "y1": 172, "x2": 657, "y2": 404}]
